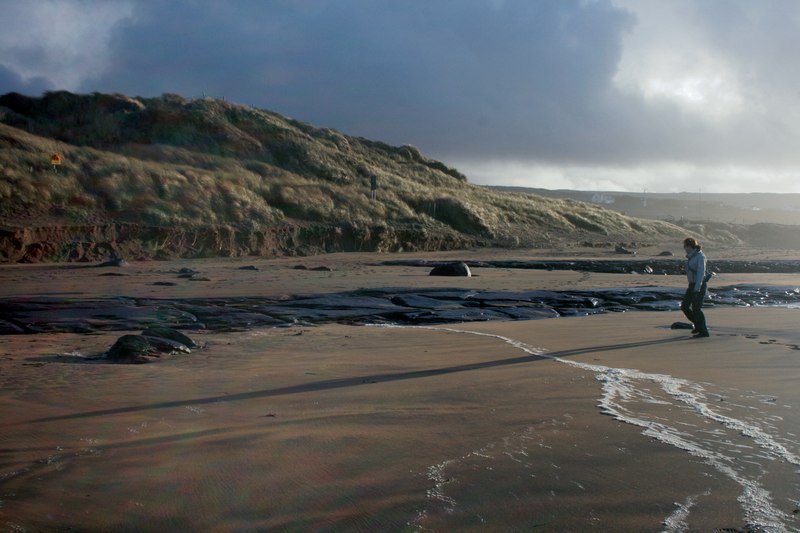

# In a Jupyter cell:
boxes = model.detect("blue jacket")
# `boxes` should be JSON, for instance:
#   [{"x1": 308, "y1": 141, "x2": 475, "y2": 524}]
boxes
[{"x1": 686, "y1": 248, "x2": 706, "y2": 292}]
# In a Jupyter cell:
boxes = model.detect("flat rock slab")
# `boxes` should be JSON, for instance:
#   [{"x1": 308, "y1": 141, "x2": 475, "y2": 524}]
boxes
[
  {"x1": 2, "y1": 284, "x2": 799, "y2": 334},
  {"x1": 381, "y1": 259, "x2": 800, "y2": 275}
]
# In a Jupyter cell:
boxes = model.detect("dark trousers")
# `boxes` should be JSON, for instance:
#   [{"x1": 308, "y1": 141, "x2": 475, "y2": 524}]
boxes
[{"x1": 681, "y1": 284, "x2": 708, "y2": 333}]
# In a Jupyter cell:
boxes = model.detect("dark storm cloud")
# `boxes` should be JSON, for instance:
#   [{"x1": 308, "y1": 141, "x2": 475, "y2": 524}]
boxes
[{"x1": 83, "y1": 0, "x2": 651, "y2": 164}]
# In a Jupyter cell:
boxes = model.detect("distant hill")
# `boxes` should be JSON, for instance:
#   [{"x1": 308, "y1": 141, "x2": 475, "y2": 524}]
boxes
[
  {"x1": 1, "y1": 90, "x2": 684, "y2": 262},
  {"x1": 491, "y1": 186, "x2": 800, "y2": 226},
  {"x1": 491, "y1": 186, "x2": 800, "y2": 250}
]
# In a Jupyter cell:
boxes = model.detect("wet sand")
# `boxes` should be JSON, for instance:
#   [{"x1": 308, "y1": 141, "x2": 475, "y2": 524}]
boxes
[{"x1": 1, "y1": 248, "x2": 799, "y2": 531}]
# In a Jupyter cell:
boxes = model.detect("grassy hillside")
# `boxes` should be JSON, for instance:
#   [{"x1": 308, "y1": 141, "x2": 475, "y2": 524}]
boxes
[
  {"x1": 491, "y1": 186, "x2": 800, "y2": 226},
  {"x1": 0, "y1": 91, "x2": 684, "y2": 262},
  {"x1": 492, "y1": 186, "x2": 800, "y2": 250}
]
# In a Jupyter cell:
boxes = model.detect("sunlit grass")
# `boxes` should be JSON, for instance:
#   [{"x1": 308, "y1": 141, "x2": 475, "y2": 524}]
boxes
[{"x1": 0, "y1": 92, "x2": 684, "y2": 248}]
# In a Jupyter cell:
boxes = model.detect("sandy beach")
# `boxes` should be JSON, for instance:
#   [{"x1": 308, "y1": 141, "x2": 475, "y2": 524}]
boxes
[{"x1": 1, "y1": 248, "x2": 799, "y2": 532}]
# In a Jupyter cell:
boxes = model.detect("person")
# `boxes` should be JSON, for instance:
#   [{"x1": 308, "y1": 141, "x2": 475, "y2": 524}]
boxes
[
  {"x1": 681, "y1": 237, "x2": 710, "y2": 338},
  {"x1": 370, "y1": 174, "x2": 378, "y2": 200}
]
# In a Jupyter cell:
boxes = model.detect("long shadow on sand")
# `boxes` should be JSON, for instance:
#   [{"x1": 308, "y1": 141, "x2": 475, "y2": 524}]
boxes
[{"x1": 22, "y1": 335, "x2": 687, "y2": 425}]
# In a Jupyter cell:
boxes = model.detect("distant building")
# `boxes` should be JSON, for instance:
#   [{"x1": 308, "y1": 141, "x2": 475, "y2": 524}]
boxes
[{"x1": 592, "y1": 193, "x2": 615, "y2": 205}]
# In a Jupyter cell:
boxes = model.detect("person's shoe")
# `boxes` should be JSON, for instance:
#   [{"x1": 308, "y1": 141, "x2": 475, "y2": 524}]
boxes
[
  {"x1": 691, "y1": 328, "x2": 699, "y2": 334},
  {"x1": 692, "y1": 331, "x2": 710, "y2": 338}
]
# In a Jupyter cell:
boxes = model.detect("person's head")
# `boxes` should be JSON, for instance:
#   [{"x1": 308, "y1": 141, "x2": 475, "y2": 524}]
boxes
[{"x1": 683, "y1": 237, "x2": 701, "y2": 251}]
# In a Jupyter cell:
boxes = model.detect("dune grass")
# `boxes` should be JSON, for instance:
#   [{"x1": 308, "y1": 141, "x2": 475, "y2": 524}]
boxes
[{"x1": 0, "y1": 92, "x2": 683, "y2": 252}]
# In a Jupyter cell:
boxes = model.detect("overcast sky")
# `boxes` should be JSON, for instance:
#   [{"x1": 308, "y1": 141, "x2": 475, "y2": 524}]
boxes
[{"x1": 2, "y1": 0, "x2": 799, "y2": 193}]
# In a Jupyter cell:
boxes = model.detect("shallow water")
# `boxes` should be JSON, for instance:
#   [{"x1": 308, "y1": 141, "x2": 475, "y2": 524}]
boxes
[{"x1": 397, "y1": 325, "x2": 800, "y2": 532}]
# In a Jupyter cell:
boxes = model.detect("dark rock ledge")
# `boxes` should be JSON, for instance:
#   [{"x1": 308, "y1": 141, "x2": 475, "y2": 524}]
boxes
[
  {"x1": 2, "y1": 284, "x2": 799, "y2": 336},
  {"x1": 381, "y1": 259, "x2": 800, "y2": 275}
]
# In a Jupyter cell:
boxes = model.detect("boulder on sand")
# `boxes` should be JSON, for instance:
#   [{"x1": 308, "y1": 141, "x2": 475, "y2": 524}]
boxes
[
  {"x1": 429, "y1": 262, "x2": 472, "y2": 277},
  {"x1": 106, "y1": 327, "x2": 198, "y2": 363},
  {"x1": 106, "y1": 335, "x2": 158, "y2": 363},
  {"x1": 615, "y1": 245, "x2": 636, "y2": 255}
]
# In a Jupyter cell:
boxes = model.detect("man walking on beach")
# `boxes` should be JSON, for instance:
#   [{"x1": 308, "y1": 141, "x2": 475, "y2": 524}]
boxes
[{"x1": 681, "y1": 237, "x2": 710, "y2": 338}]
